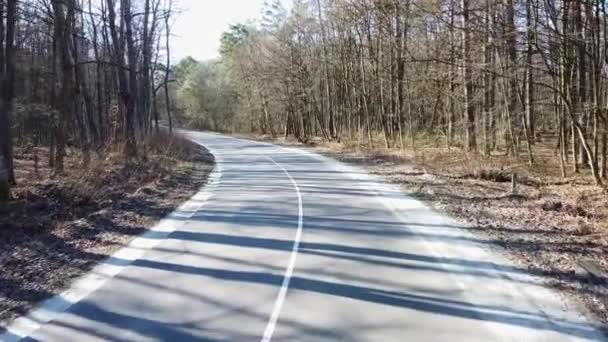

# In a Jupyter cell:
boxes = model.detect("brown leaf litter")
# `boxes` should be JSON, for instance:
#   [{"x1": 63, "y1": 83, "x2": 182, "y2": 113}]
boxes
[{"x1": 0, "y1": 133, "x2": 214, "y2": 326}]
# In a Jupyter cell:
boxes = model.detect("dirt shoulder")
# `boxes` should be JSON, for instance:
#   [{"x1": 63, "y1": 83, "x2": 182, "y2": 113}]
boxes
[
  {"x1": 0, "y1": 132, "x2": 214, "y2": 327},
  {"x1": 236, "y1": 133, "x2": 608, "y2": 326}
]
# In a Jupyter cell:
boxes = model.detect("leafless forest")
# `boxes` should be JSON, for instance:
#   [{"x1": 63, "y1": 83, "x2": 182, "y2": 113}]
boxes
[
  {"x1": 3, "y1": 0, "x2": 608, "y2": 198},
  {"x1": 173, "y1": 0, "x2": 608, "y2": 186},
  {"x1": 0, "y1": 0, "x2": 177, "y2": 200}
]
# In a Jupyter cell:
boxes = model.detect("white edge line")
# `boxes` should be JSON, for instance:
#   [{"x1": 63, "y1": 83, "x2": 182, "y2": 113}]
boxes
[
  {"x1": 261, "y1": 156, "x2": 304, "y2": 342},
  {"x1": 206, "y1": 133, "x2": 607, "y2": 340},
  {"x1": 0, "y1": 143, "x2": 223, "y2": 342}
]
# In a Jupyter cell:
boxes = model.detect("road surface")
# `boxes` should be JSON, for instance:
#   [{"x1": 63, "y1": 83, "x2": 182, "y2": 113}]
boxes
[{"x1": 2, "y1": 130, "x2": 606, "y2": 341}]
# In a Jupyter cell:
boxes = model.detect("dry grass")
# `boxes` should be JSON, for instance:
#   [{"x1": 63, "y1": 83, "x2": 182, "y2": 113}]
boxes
[{"x1": 0, "y1": 133, "x2": 214, "y2": 326}]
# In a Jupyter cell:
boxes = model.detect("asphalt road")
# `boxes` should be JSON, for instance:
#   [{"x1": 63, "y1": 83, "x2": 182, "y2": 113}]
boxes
[{"x1": 3, "y1": 130, "x2": 606, "y2": 341}]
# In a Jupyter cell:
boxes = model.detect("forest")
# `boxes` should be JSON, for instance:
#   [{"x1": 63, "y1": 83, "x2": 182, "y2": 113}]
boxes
[
  {"x1": 3, "y1": 0, "x2": 608, "y2": 199},
  {"x1": 0, "y1": 0, "x2": 177, "y2": 201},
  {"x1": 173, "y1": 0, "x2": 608, "y2": 186}
]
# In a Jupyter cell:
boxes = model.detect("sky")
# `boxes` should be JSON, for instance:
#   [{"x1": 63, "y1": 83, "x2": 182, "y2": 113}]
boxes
[{"x1": 171, "y1": 0, "x2": 274, "y2": 63}]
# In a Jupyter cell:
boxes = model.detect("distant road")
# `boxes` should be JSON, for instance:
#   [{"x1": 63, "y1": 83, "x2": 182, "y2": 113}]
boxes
[{"x1": 5, "y1": 130, "x2": 605, "y2": 341}]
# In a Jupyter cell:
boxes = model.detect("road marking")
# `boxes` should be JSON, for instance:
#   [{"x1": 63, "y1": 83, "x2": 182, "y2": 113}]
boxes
[
  {"x1": 189, "y1": 133, "x2": 607, "y2": 341},
  {"x1": 261, "y1": 156, "x2": 304, "y2": 342}
]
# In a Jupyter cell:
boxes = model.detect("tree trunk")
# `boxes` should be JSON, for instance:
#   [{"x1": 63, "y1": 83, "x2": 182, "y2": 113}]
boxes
[
  {"x1": 315, "y1": 0, "x2": 335, "y2": 140},
  {"x1": 51, "y1": 0, "x2": 77, "y2": 174},
  {"x1": 525, "y1": 0, "x2": 535, "y2": 143},
  {"x1": 164, "y1": 3, "x2": 173, "y2": 133},
  {"x1": 88, "y1": 0, "x2": 105, "y2": 144},
  {"x1": 447, "y1": 0, "x2": 456, "y2": 149},
  {"x1": 505, "y1": 0, "x2": 518, "y2": 155},
  {"x1": 482, "y1": 0, "x2": 493, "y2": 155},
  {"x1": 0, "y1": 156, "x2": 9, "y2": 201},
  {"x1": 123, "y1": 0, "x2": 138, "y2": 158},
  {"x1": 462, "y1": 0, "x2": 476, "y2": 152},
  {"x1": 140, "y1": 0, "x2": 152, "y2": 135},
  {"x1": 1, "y1": 0, "x2": 16, "y2": 184}
]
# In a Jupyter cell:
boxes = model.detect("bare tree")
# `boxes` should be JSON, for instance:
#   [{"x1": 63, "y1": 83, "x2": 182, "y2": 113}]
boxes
[{"x1": 0, "y1": 0, "x2": 17, "y2": 188}]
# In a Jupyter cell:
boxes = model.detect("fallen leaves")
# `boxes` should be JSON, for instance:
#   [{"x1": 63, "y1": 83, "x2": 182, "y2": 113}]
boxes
[{"x1": 0, "y1": 135, "x2": 214, "y2": 327}]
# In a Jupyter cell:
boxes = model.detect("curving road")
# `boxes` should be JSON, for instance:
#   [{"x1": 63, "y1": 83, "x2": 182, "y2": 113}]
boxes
[{"x1": 3, "y1": 130, "x2": 606, "y2": 341}]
